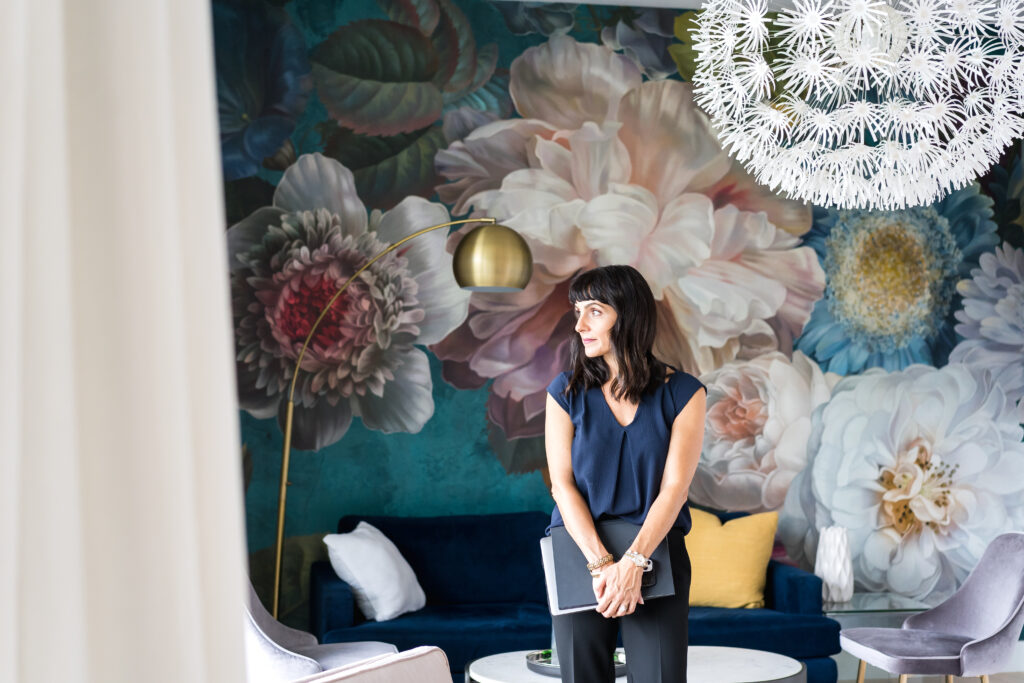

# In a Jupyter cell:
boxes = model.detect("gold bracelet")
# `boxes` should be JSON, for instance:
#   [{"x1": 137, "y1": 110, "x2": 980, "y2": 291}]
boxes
[{"x1": 589, "y1": 557, "x2": 612, "y2": 578}]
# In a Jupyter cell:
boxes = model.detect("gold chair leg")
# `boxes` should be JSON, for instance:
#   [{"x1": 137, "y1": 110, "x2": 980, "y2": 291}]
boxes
[
  {"x1": 980, "y1": 676, "x2": 990, "y2": 683},
  {"x1": 944, "y1": 676, "x2": 953, "y2": 683},
  {"x1": 898, "y1": 675, "x2": 908, "y2": 683},
  {"x1": 855, "y1": 660, "x2": 866, "y2": 683}
]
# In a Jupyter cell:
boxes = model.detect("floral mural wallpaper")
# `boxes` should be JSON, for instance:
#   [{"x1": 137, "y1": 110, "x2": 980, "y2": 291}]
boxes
[{"x1": 214, "y1": 0, "x2": 1024, "y2": 621}]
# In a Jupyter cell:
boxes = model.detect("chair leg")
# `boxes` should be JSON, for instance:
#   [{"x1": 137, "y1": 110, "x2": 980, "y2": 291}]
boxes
[
  {"x1": 898, "y1": 675, "x2": 908, "y2": 683},
  {"x1": 980, "y1": 676, "x2": 990, "y2": 683},
  {"x1": 945, "y1": 677, "x2": 953, "y2": 683},
  {"x1": 855, "y1": 660, "x2": 866, "y2": 683}
]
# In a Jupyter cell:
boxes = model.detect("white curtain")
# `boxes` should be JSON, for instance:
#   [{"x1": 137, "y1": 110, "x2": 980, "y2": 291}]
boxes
[{"x1": 0, "y1": 0, "x2": 247, "y2": 681}]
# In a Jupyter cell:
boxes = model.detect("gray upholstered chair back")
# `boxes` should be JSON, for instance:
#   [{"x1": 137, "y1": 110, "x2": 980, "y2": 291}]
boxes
[
  {"x1": 245, "y1": 579, "x2": 326, "y2": 681},
  {"x1": 247, "y1": 580, "x2": 319, "y2": 651},
  {"x1": 244, "y1": 610, "x2": 323, "y2": 682},
  {"x1": 244, "y1": 578, "x2": 400, "y2": 680},
  {"x1": 903, "y1": 532, "x2": 1024, "y2": 676}
]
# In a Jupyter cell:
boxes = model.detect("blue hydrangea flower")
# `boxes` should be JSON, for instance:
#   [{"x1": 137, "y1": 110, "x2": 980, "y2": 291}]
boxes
[
  {"x1": 214, "y1": 0, "x2": 312, "y2": 181},
  {"x1": 795, "y1": 186, "x2": 999, "y2": 374}
]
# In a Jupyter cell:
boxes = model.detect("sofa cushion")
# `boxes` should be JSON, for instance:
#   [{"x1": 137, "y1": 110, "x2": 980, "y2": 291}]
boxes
[
  {"x1": 321, "y1": 603, "x2": 551, "y2": 672},
  {"x1": 689, "y1": 607, "x2": 841, "y2": 660},
  {"x1": 337, "y1": 512, "x2": 549, "y2": 606},
  {"x1": 291, "y1": 646, "x2": 452, "y2": 683},
  {"x1": 292, "y1": 641, "x2": 399, "y2": 672},
  {"x1": 323, "y1": 522, "x2": 426, "y2": 621},
  {"x1": 840, "y1": 628, "x2": 969, "y2": 676},
  {"x1": 688, "y1": 509, "x2": 778, "y2": 608}
]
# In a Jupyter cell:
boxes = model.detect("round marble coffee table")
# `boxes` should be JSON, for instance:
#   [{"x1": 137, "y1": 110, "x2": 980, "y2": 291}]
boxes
[{"x1": 466, "y1": 646, "x2": 805, "y2": 683}]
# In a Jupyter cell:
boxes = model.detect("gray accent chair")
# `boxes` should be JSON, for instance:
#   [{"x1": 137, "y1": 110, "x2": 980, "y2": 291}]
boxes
[
  {"x1": 246, "y1": 581, "x2": 398, "y2": 682},
  {"x1": 289, "y1": 646, "x2": 452, "y2": 683},
  {"x1": 840, "y1": 532, "x2": 1024, "y2": 683}
]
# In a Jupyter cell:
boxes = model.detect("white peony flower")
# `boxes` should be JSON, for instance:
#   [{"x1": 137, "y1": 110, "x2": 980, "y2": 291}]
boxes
[
  {"x1": 780, "y1": 363, "x2": 1024, "y2": 602},
  {"x1": 690, "y1": 351, "x2": 837, "y2": 512},
  {"x1": 950, "y1": 242, "x2": 1024, "y2": 408}
]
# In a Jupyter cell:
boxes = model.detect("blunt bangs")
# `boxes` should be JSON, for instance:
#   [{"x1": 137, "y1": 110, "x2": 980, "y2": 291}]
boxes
[{"x1": 568, "y1": 268, "x2": 617, "y2": 309}]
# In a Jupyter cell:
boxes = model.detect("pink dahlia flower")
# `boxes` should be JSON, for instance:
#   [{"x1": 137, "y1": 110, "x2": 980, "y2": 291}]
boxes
[{"x1": 229, "y1": 153, "x2": 470, "y2": 450}]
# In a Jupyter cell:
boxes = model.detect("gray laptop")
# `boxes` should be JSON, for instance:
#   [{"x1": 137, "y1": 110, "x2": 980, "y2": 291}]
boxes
[{"x1": 540, "y1": 520, "x2": 674, "y2": 615}]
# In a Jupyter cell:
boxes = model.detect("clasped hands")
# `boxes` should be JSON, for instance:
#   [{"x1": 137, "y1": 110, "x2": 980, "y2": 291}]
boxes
[{"x1": 591, "y1": 558, "x2": 645, "y2": 618}]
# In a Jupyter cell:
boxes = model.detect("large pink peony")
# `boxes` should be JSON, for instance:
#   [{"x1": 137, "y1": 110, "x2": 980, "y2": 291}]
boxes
[
  {"x1": 229, "y1": 153, "x2": 470, "y2": 450},
  {"x1": 432, "y1": 36, "x2": 822, "y2": 470}
]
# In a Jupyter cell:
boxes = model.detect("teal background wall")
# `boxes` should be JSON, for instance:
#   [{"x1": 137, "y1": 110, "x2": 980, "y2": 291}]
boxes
[{"x1": 242, "y1": 354, "x2": 552, "y2": 552}]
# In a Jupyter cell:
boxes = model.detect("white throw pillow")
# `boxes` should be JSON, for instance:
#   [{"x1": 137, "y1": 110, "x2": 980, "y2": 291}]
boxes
[{"x1": 323, "y1": 522, "x2": 426, "y2": 621}]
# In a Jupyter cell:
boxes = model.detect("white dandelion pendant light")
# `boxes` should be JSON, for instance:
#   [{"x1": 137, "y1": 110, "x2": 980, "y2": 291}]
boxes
[{"x1": 692, "y1": 0, "x2": 1024, "y2": 210}]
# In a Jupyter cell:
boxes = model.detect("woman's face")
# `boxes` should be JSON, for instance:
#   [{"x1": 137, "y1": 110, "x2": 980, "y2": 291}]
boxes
[{"x1": 573, "y1": 299, "x2": 618, "y2": 359}]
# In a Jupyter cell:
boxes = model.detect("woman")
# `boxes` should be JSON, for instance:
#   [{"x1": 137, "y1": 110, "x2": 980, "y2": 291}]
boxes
[{"x1": 545, "y1": 265, "x2": 706, "y2": 682}]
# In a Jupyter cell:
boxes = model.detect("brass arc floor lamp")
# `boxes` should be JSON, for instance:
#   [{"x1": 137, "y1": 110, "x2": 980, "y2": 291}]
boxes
[{"x1": 271, "y1": 216, "x2": 533, "y2": 617}]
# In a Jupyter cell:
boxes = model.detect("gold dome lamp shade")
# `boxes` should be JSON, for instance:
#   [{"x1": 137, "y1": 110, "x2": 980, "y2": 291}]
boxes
[{"x1": 453, "y1": 220, "x2": 533, "y2": 292}]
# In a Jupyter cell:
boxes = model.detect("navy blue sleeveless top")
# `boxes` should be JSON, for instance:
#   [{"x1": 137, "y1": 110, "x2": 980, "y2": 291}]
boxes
[{"x1": 547, "y1": 366, "x2": 705, "y2": 534}]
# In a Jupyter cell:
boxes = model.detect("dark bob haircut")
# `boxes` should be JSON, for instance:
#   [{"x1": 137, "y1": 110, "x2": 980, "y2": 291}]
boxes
[{"x1": 563, "y1": 264, "x2": 667, "y2": 403}]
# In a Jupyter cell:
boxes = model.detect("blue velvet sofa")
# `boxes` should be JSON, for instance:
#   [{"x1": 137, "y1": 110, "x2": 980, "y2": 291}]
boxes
[{"x1": 310, "y1": 511, "x2": 841, "y2": 681}]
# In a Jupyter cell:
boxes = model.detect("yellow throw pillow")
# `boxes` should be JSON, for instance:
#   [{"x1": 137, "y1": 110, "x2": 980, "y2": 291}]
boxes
[{"x1": 685, "y1": 508, "x2": 778, "y2": 608}]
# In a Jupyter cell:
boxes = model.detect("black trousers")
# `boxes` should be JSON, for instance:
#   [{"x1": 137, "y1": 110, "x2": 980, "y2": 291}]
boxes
[{"x1": 552, "y1": 529, "x2": 690, "y2": 683}]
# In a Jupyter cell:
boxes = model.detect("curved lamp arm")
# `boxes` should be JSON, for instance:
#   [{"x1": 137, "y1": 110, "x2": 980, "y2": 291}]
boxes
[{"x1": 272, "y1": 217, "x2": 496, "y2": 617}]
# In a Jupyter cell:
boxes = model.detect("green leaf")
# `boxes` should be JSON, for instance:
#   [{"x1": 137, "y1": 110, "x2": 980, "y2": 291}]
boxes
[
  {"x1": 765, "y1": 12, "x2": 785, "y2": 54},
  {"x1": 456, "y1": 42, "x2": 499, "y2": 102},
  {"x1": 322, "y1": 124, "x2": 449, "y2": 210},
  {"x1": 444, "y1": 70, "x2": 512, "y2": 119},
  {"x1": 487, "y1": 424, "x2": 547, "y2": 475},
  {"x1": 670, "y1": 11, "x2": 700, "y2": 82},
  {"x1": 673, "y1": 9, "x2": 793, "y2": 103},
  {"x1": 312, "y1": 19, "x2": 444, "y2": 135},
  {"x1": 671, "y1": 11, "x2": 699, "y2": 45},
  {"x1": 379, "y1": 0, "x2": 441, "y2": 35},
  {"x1": 668, "y1": 44, "x2": 697, "y2": 83},
  {"x1": 431, "y1": 0, "x2": 478, "y2": 93}
]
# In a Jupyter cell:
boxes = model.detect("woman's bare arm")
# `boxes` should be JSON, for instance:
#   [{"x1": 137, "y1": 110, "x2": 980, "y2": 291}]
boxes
[{"x1": 630, "y1": 388, "x2": 706, "y2": 558}]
